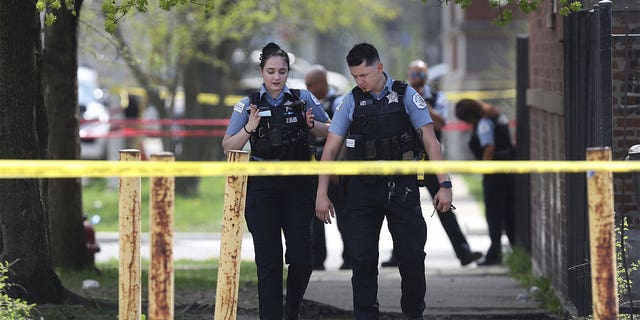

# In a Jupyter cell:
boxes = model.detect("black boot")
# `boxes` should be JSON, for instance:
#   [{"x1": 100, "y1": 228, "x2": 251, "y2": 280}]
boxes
[
  {"x1": 477, "y1": 248, "x2": 501, "y2": 266},
  {"x1": 460, "y1": 251, "x2": 483, "y2": 266}
]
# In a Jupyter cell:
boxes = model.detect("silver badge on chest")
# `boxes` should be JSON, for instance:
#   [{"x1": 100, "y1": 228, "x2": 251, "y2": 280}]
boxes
[{"x1": 387, "y1": 90, "x2": 399, "y2": 103}]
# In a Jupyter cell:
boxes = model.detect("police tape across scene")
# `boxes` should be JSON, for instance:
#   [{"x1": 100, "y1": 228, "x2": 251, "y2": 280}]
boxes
[{"x1": 0, "y1": 160, "x2": 639, "y2": 178}]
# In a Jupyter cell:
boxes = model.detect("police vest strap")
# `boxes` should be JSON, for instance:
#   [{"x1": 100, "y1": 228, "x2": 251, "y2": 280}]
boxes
[
  {"x1": 289, "y1": 89, "x2": 301, "y2": 100},
  {"x1": 249, "y1": 92, "x2": 261, "y2": 105},
  {"x1": 391, "y1": 80, "x2": 407, "y2": 98}
]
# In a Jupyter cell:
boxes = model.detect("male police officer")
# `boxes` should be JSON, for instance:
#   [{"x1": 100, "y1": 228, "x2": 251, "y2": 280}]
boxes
[
  {"x1": 382, "y1": 60, "x2": 482, "y2": 268},
  {"x1": 315, "y1": 43, "x2": 453, "y2": 320},
  {"x1": 304, "y1": 65, "x2": 351, "y2": 271}
]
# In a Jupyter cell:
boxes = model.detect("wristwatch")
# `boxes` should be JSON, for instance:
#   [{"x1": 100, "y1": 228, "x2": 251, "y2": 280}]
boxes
[{"x1": 439, "y1": 180, "x2": 452, "y2": 189}]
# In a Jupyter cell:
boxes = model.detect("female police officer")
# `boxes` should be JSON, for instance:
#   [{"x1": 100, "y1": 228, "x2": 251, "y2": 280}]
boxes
[
  {"x1": 455, "y1": 98, "x2": 516, "y2": 266},
  {"x1": 222, "y1": 42, "x2": 330, "y2": 320},
  {"x1": 316, "y1": 43, "x2": 453, "y2": 320}
]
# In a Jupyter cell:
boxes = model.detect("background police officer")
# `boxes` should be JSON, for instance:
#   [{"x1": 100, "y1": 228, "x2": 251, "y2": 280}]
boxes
[
  {"x1": 222, "y1": 42, "x2": 330, "y2": 320},
  {"x1": 315, "y1": 43, "x2": 453, "y2": 320},
  {"x1": 382, "y1": 60, "x2": 482, "y2": 268},
  {"x1": 304, "y1": 65, "x2": 351, "y2": 271},
  {"x1": 455, "y1": 98, "x2": 516, "y2": 266}
]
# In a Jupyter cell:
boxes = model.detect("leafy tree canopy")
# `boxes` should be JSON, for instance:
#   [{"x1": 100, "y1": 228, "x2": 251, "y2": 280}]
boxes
[{"x1": 433, "y1": 0, "x2": 581, "y2": 26}]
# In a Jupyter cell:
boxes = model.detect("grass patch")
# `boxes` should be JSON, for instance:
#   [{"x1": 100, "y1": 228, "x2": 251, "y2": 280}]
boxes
[
  {"x1": 36, "y1": 259, "x2": 258, "y2": 319},
  {"x1": 460, "y1": 173, "x2": 483, "y2": 202},
  {"x1": 505, "y1": 246, "x2": 562, "y2": 315},
  {"x1": 460, "y1": 173, "x2": 485, "y2": 215},
  {"x1": 83, "y1": 177, "x2": 226, "y2": 232},
  {"x1": 55, "y1": 258, "x2": 258, "y2": 291}
]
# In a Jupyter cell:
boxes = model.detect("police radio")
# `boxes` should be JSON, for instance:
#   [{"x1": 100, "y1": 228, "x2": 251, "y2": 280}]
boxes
[
  {"x1": 416, "y1": 150, "x2": 427, "y2": 187},
  {"x1": 284, "y1": 100, "x2": 306, "y2": 117},
  {"x1": 247, "y1": 105, "x2": 272, "y2": 117}
]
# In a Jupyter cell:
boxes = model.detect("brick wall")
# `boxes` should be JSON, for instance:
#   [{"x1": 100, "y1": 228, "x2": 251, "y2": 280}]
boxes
[
  {"x1": 527, "y1": 0, "x2": 568, "y2": 301},
  {"x1": 528, "y1": 0, "x2": 640, "y2": 308},
  {"x1": 611, "y1": 4, "x2": 640, "y2": 227},
  {"x1": 610, "y1": 1, "x2": 640, "y2": 302}
]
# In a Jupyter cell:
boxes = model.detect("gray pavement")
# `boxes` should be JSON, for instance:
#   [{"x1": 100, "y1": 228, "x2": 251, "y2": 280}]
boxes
[{"x1": 96, "y1": 174, "x2": 553, "y2": 319}]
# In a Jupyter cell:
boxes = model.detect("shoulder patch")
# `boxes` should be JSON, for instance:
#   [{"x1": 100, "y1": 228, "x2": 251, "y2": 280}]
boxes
[
  {"x1": 412, "y1": 93, "x2": 428, "y2": 109},
  {"x1": 233, "y1": 102, "x2": 245, "y2": 113},
  {"x1": 335, "y1": 99, "x2": 344, "y2": 112},
  {"x1": 310, "y1": 93, "x2": 321, "y2": 106},
  {"x1": 477, "y1": 120, "x2": 493, "y2": 135}
]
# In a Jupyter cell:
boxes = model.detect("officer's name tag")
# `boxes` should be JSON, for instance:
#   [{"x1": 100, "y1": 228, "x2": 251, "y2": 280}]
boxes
[
  {"x1": 258, "y1": 110, "x2": 272, "y2": 117},
  {"x1": 345, "y1": 138, "x2": 355, "y2": 148}
]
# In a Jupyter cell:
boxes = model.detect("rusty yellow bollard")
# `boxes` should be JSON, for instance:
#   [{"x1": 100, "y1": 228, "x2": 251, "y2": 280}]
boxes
[
  {"x1": 586, "y1": 147, "x2": 619, "y2": 320},
  {"x1": 149, "y1": 152, "x2": 175, "y2": 320},
  {"x1": 119, "y1": 149, "x2": 142, "y2": 320},
  {"x1": 214, "y1": 150, "x2": 250, "y2": 320}
]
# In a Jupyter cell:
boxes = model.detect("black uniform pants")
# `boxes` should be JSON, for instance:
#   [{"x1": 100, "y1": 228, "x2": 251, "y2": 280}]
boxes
[
  {"x1": 482, "y1": 173, "x2": 516, "y2": 260},
  {"x1": 245, "y1": 176, "x2": 314, "y2": 320},
  {"x1": 345, "y1": 175, "x2": 427, "y2": 319},
  {"x1": 423, "y1": 173, "x2": 474, "y2": 260}
]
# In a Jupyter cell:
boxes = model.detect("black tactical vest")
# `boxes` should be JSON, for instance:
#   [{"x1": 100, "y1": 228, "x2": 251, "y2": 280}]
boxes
[
  {"x1": 346, "y1": 81, "x2": 420, "y2": 161},
  {"x1": 469, "y1": 114, "x2": 515, "y2": 160},
  {"x1": 248, "y1": 90, "x2": 310, "y2": 160}
]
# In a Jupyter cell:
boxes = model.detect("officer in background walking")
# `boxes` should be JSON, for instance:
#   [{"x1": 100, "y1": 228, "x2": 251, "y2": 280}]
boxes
[
  {"x1": 222, "y1": 42, "x2": 330, "y2": 320},
  {"x1": 455, "y1": 98, "x2": 516, "y2": 266},
  {"x1": 316, "y1": 43, "x2": 453, "y2": 320},
  {"x1": 382, "y1": 60, "x2": 482, "y2": 268},
  {"x1": 304, "y1": 65, "x2": 351, "y2": 271}
]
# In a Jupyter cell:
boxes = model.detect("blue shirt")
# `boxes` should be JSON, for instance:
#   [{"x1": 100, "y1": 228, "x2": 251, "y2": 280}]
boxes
[
  {"x1": 225, "y1": 85, "x2": 329, "y2": 136},
  {"x1": 329, "y1": 73, "x2": 433, "y2": 137},
  {"x1": 476, "y1": 113, "x2": 510, "y2": 148},
  {"x1": 476, "y1": 118, "x2": 494, "y2": 147}
]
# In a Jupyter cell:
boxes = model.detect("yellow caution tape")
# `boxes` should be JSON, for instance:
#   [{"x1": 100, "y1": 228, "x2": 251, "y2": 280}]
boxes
[
  {"x1": 197, "y1": 93, "x2": 244, "y2": 106},
  {"x1": 0, "y1": 160, "x2": 639, "y2": 178}
]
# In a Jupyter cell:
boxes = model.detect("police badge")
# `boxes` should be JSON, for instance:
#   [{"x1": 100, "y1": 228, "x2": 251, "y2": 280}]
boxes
[{"x1": 387, "y1": 90, "x2": 399, "y2": 103}]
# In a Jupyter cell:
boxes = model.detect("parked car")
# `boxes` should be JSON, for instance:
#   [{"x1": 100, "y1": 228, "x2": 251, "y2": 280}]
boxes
[{"x1": 78, "y1": 66, "x2": 111, "y2": 160}]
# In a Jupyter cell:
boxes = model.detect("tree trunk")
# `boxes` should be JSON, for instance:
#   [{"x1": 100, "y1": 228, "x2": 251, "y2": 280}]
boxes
[
  {"x1": 0, "y1": 0, "x2": 66, "y2": 302},
  {"x1": 43, "y1": 1, "x2": 89, "y2": 270},
  {"x1": 175, "y1": 57, "x2": 202, "y2": 196},
  {"x1": 175, "y1": 40, "x2": 235, "y2": 196},
  {"x1": 205, "y1": 40, "x2": 236, "y2": 161}
]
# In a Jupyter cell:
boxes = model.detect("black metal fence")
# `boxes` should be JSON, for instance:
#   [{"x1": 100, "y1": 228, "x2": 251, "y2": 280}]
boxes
[
  {"x1": 563, "y1": 1, "x2": 613, "y2": 315},
  {"x1": 515, "y1": 35, "x2": 531, "y2": 252}
]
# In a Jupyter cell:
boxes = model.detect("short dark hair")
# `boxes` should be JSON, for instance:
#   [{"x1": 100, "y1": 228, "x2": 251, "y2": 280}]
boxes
[
  {"x1": 346, "y1": 43, "x2": 380, "y2": 67},
  {"x1": 455, "y1": 99, "x2": 484, "y2": 123},
  {"x1": 259, "y1": 42, "x2": 290, "y2": 70}
]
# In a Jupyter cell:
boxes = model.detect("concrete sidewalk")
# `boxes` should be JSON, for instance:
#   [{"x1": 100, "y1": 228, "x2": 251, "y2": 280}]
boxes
[
  {"x1": 96, "y1": 174, "x2": 553, "y2": 319},
  {"x1": 304, "y1": 174, "x2": 551, "y2": 318}
]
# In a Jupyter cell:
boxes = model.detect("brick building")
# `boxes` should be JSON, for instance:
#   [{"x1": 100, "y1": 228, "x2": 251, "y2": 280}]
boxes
[{"x1": 526, "y1": 0, "x2": 640, "y2": 315}]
